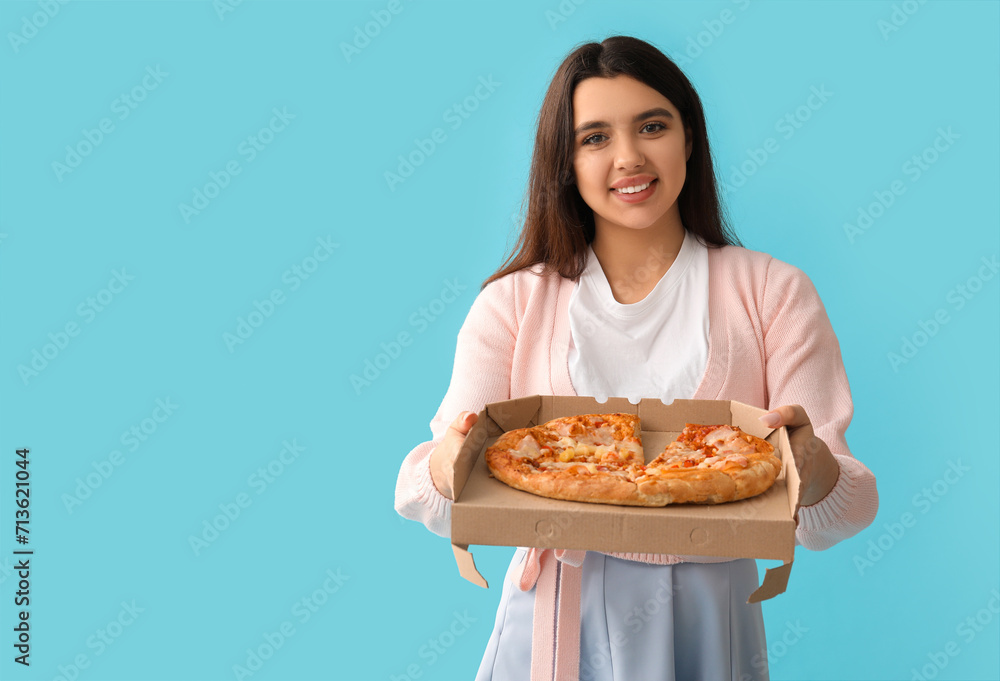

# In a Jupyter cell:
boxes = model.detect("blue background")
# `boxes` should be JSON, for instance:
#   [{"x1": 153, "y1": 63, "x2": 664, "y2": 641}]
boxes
[{"x1": 1, "y1": 1, "x2": 998, "y2": 680}]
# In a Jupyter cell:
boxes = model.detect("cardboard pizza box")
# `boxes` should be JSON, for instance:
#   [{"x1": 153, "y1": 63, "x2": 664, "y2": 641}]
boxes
[{"x1": 445, "y1": 395, "x2": 801, "y2": 603}]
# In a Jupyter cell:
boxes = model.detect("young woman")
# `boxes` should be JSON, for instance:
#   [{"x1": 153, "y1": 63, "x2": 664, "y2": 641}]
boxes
[{"x1": 395, "y1": 35, "x2": 878, "y2": 681}]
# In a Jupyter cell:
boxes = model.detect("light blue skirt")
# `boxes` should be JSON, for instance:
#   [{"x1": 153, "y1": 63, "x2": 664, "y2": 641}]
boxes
[{"x1": 475, "y1": 549, "x2": 769, "y2": 681}]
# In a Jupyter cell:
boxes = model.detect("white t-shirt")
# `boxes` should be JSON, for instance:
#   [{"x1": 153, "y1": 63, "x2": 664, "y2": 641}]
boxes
[{"x1": 567, "y1": 231, "x2": 710, "y2": 404}]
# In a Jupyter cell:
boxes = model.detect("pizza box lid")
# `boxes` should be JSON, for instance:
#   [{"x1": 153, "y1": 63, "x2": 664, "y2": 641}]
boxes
[{"x1": 445, "y1": 395, "x2": 801, "y2": 603}]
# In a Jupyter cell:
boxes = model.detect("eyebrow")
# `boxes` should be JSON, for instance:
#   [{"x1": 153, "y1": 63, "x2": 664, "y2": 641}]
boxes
[{"x1": 574, "y1": 107, "x2": 675, "y2": 136}]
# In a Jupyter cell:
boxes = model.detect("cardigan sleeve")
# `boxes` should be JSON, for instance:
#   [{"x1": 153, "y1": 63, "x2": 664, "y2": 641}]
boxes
[
  {"x1": 394, "y1": 275, "x2": 519, "y2": 538},
  {"x1": 760, "y1": 258, "x2": 879, "y2": 551}
]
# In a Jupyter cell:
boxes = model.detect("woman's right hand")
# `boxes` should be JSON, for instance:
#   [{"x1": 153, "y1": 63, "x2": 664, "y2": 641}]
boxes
[{"x1": 429, "y1": 411, "x2": 479, "y2": 499}]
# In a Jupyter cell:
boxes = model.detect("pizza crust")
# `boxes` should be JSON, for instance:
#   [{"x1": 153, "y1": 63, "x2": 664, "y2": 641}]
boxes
[
  {"x1": 484, "y1": 414, "x2": 782, "y2": 507},
  {"x1": 636, "y1": 468, "x2": 737, "y2": 504},
  {"x1": 488, "y1": 464, "x2": 646, "y2": 506}
]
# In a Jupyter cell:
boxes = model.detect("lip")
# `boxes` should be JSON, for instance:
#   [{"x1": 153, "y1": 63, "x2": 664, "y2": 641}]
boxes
[
  {"x1": 610, "y1": 174, "x2": 657, "y2": 190},
  {"x1": 611, "y1": 178, "x2": 657, "y2": 203}
]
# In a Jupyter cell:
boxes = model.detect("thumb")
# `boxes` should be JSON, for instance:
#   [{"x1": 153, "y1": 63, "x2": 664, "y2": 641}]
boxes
[{"x1": 448, "y1": 411, "x2": 478, "y2": 438}]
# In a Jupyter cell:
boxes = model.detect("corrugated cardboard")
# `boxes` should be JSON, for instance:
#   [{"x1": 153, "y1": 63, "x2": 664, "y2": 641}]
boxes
[{"x1": 445, "y1": 396, "x2": 801, "y2": 603}]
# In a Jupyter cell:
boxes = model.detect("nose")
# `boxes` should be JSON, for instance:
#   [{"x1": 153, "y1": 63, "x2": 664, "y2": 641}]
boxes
[{"x1": 613, "y1": 134, "x2": 644, "y2": 170}]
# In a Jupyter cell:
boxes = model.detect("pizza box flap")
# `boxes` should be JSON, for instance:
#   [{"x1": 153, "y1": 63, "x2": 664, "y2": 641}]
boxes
[
  {"x1": 540, "y1": 395, "x2": 638, "y2": 420},
  {"x1": 729, "y1": 400, "x2": 777, "y2": 441},
  {"x1": 448, "y1": 408, "x2": 500, "y2": 502},
  {"x1": 778, "y1": 426, "x2": 802, "y2": 521},
  {"x1": 449, "y1": 396, "x2": 800, "y2": 603},
  {"x1": 447, "y1": 396, "x2": 546, "y2": 502},
  {"x1": 636, "y1": 398, "x2": 730, "y2": 431},
  {"x1": 451, "y1": 543, "x2": 488, "y2": 589},
  {"x1": 750, "y1": 561, "x2": 794, "y2": 603},
  {"x1": 487, "y1": 395, "x2": 542, "y2": 431}
]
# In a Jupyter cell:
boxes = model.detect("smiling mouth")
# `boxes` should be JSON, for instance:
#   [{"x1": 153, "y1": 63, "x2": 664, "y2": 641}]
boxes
[{"x1": 612, "y1": 179, "x2": 656, "y2": 194}]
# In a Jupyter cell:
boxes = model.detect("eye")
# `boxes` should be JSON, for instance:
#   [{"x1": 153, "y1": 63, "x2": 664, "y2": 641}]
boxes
[{"x1": 580, "y1": 122, "x2": 667, "y2": 146}]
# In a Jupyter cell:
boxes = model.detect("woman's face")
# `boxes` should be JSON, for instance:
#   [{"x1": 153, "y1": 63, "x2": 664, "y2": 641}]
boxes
[{"x1": 571, "y1": 75, "x2": 691, "y2": 236}]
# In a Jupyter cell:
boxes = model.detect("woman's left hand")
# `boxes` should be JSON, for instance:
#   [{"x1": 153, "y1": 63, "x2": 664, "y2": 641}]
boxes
[{"x1": 759, "y1": 405, "x2": 841, "y2": 507}]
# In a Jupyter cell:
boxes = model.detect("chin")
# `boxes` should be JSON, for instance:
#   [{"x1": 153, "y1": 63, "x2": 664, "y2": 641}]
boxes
[{"x1": 599, "y1": 210, "x2": 669, "y2": 232}]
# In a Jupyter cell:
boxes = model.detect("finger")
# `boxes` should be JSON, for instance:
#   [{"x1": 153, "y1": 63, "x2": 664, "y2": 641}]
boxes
[
  {"x1": 446, "y1": 411, "x2": 478, "y2": 438},
  {"x1": 758, "y1": 405, "x2": 818, "y2": 467},
  {"x1": 759, "y1": 404, "x2": 809, "y2": 429}
]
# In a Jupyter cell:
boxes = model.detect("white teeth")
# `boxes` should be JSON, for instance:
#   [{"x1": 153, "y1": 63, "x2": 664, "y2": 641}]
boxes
[{"x1": 615, "y1": 181, "x2": 652, "y2": 194}]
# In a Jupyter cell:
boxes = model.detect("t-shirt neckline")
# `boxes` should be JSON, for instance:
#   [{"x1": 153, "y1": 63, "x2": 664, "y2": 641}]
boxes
[{"x1": 583, "y1": 231, "x2": 698, "y2": 319}]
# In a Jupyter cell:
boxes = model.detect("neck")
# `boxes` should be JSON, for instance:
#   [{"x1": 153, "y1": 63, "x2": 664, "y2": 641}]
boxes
[{"x1": 590, "y1": 215, "x2": 686, "y2": 304}]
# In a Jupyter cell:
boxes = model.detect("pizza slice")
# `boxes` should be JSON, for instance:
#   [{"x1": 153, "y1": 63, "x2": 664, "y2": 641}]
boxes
[
  {"x1": 484, "y1": 413, "x2": 649, "y2": 506},
  {"x1": 638, "y1": 424, "x2": 782, "y2": 504}
]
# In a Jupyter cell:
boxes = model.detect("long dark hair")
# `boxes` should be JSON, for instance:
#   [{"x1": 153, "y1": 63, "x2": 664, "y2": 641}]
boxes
[{"x1": 483, "y1": 35, "x2": 739, "y2": 289}]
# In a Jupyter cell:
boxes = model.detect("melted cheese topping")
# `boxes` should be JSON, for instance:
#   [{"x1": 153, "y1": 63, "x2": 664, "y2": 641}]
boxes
[
  {"x1": 514, "y1": 434, "x2": 542, "y2": 459},
  {"x1": 702, "y1": 426, "x2": 736, "y2": 447},
  {"x1": 649, "y1": 425, "x2": 759, "y2": 470},
  {"x1": 539, "y1": 461, "x2": 600, "y2": 474}
]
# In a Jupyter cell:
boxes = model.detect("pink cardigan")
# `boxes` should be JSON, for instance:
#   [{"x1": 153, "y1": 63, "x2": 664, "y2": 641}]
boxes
[{"x1": 395, "y1": 245, "x2": 879, "y2": 551}]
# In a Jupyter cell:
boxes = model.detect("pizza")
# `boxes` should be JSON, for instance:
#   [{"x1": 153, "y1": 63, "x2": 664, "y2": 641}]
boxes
[{"x1": 484, "y1": 413, "x2": 782, "y2": 506}]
